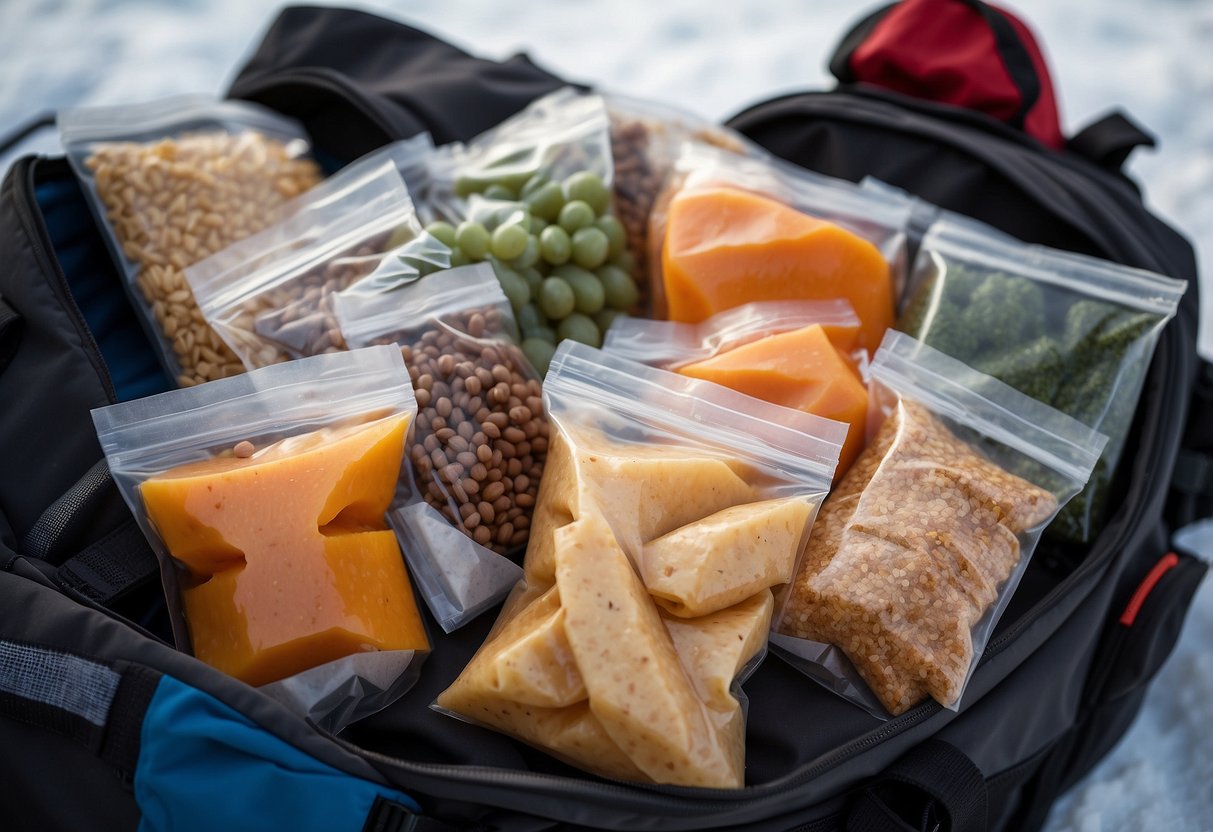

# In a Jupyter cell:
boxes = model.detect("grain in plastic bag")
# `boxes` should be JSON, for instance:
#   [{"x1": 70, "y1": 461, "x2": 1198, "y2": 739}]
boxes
[
  {"x1": 334, "y1": 263, "x2": 542, "y2": 631},
  {"x1": 606, "y1": 94, "x2": 765, "y2": 311},
  {"x1": 436, "y1": 342, "x2": 845, "y2": 787},
  {"x1": 897, "y1": 216, "x2": 1186, "y2": 543},
  {"x1": 188, "y1": 137, "x2": 449, "y2": 370},
  {"x1": 649, "y1": 141, "x2": 913, "y2": 353},
  {"x1": 773, "y1": 331, "x2": 1106, "y2": 717},
  {"x1": 92, "y1": 347, "x2": 429, "y2": 732},
  {"x1": 59, "y1": 95, "x2": 323, "y2": 387}
]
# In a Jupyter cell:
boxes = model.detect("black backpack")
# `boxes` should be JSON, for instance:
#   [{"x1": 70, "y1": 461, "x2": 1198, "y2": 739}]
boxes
[{"x1": 1, "y1": 5, "x2": 1208, "y2": 831}]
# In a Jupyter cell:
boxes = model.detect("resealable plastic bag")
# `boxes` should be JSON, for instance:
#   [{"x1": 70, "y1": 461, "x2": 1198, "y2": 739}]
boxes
[
  {"x1": 421, "y1": 87, "x2": 614, "y2": 224},
  {"x1": 649, "y1": 141, "x2": 913, "y2": 351},
  {"x1": 335, "y1": 263, "x2": 541, "y2": 632},
  {"x1": 606, "y1": 94, "x2": 765, "y2": 310},
  {"x1": 773, "y1": 331, "x2": 1107, "y2": 717},
  {"x1": 59, "y1": 94, "x2": 323, "y2": 386},
  {"x1": 92, "y1": 347, "x2": 428, "y2": 732},
  {"x1": 603, "y1": 298, "x2": 864, "y2": 372},
  {"x1": 189, "y1": 138, "x2": 449, "y2": 370},
  {"x1": 435, "y1": 342, "x2": 845, "y2": 787},
  {"x1": 896, "y1": 216, "x2": 1186, "y2": 542}
]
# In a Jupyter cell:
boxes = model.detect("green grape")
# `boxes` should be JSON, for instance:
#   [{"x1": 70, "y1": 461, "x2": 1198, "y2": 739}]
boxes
[
  {"x1": 513, "y1": 235, "x2": 541, "y2": 269},
  {"x1": 517, "y1": 302, "x2": 544, "y2": 336},
  {"x1": 556, "y1": 313, "x2": 602, "y2": 348},
  {"x1": 519, "y1": 173, "x2": 549, "y2": 199},
  {"x1": 448, "y1": 247, "x2": 469, "y2": 268},
  {"x1": 553, "y1": 264, "x2": 604, "y2": 314},
  {"x1": 423, "y1": 221, "x2": 458, "y2": 248},
  {"x1": 539, "y1": 225, "x2": 572, "y2": 265},
  {"x1": 571, "y1": 227, "x2": 609, "y2": 270},
  {"x1": 597, "y1": 264, "x2": 640, "y2": 310},
  {"x1": 538, "y1": 276, "x2": 576, "y2": 320},
  {"x1": 557, "y1": 200, "x2": 595, "y2": 233},
  {"x1": 456, "y1": 221, "x2": 490, "y2": 261},
  {"x1": 521, "y1": 337, "x2": 557, "y2": 375},
  {"x1": 483, "y1": 183, "x2": 516, "y2": 201},
  {"x1": 530, "y1": 216, "x2": 548, "y2": 234},
  {"x1": 563, "y1": 171, "x2": 610, "y2": 215},
  {"x1": 524, "y1": 181, "x2": 565, "y2": 222},
  {"x1": 520, "y1": 265, "x2": 544, "y2": 298},
  {"x1": 491, "y1": 223, "x2": 529, "y2": 260},
  {"x1": 494, "y1": 265, "x2": 530, "y2": 312},
  {"x1": 610, "y1": 249, "x2": 638, "y2": 274},
  {"x1": 594, "y1": 308, "x2": 627, "y2": 333},
  {"x1": 595, "y1": 215, "x2": 626, "y2": 258}
]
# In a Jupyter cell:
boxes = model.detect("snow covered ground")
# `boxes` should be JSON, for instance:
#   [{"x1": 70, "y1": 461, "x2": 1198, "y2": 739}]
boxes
[{"x1": 2, "y1": 1, "x2": 1210, "y2": 829}]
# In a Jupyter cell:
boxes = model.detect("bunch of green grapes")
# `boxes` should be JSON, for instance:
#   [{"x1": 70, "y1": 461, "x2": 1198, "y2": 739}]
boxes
[{"x1": 427, "y1": 170, "x2": 640, "y2": 374}]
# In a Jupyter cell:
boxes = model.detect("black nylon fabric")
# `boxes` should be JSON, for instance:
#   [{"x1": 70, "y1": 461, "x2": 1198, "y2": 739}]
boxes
[{"x1": 228, "y1": 5, "x2": 573, "y2": 160}]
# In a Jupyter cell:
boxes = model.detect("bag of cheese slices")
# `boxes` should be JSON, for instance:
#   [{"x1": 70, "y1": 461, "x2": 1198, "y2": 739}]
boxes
[
  {"x1": 333, "y1": 263, "x2": 538, "y2": 634},
  {"x1": 92, "y1": 346, "x2": 430, "y2": 732},
  {"x1": 772, "y1": 331, "x2": 1107, "y2": 718},
  {"x1": 646, "y1": 141, "x2": 914, "y2": 351},
  {"x1": 434, "y1": 341, "x2": 846, "y2": 788}
]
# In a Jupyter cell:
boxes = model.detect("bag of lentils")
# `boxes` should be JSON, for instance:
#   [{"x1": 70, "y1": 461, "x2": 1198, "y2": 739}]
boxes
[
  {"x1": 59, "y1": 95, "x2": 323, "y2": 386},
  {"x1": 188, "y1": 138, "x2": 449, "y2": 370},
  {"x1": 334, "y1": 263, "x2": 544, "y2": 632},
  {"x1": 772, "y1": 331, "x2": 1106, "y2": 717}
]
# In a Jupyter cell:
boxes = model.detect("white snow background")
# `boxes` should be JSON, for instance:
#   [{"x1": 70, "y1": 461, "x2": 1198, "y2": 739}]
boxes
[{"x1": 2, "y1": 1, "x2": 1210, "y2": 829}]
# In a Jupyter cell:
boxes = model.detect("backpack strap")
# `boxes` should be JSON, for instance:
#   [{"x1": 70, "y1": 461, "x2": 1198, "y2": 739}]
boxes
[
  {"x1": 1068, "y1": 111, "x2": 1156, "y2": 172},
  {"x1": 846, "y1": 739, "x2": 988, "y2": 832},
  {"x1": 0, "y1": 292, "x2": 21, "y2": 378},
  {"x1": 56, "y1": 519, "x2": 160, "y2": 607}
]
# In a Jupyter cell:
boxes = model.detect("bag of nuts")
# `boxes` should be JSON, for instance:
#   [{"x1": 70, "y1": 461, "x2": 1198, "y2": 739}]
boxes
[
  {"x1": 335, "y1": 263, "x2": 546, "y2": 633},
  {"x1": 188, "y1": 138, "x2": 450, "y2": 370},
  {"x1": 59, "y1": 95, "x2": 323, "y2": 387},
  {"x1": 605, "y1": 94, "x2": 765, "y2": 313},
  {"x1": 771, "y1": 331, "x2": 1107, "y2": 717}
]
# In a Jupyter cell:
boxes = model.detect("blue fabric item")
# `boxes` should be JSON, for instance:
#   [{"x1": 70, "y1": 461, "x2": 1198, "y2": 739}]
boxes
[
  {"x1": 135, "y1": 675, "x2": 419, "y2": 832},
  {"x1": 35, "y1": 174, "x2": 171, "y2": 401}
]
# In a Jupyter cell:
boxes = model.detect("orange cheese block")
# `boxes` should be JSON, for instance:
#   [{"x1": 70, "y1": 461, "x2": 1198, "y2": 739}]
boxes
[
  {"x1": 661, "y1": 186, "x2": 894, "y2": 352},
  {"x1": 677, "y1": 324, "x2": 868, "y2": 475},
  {"x1": 140, "y1": 416, "x2": 428, "y2": 687}
]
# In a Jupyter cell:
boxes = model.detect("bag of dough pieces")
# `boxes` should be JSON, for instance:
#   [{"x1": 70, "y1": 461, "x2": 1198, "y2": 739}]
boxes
[{"x1": 435, "y1": 342, "x2": 847, "y2": 787}]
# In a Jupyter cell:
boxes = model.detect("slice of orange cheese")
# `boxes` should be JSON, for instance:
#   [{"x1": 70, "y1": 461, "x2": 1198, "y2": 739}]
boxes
[
  {"x1": 661, "y1": 186, "x2": 893, "y2": 352},
  {"x1": 677, "y1": 324, "x2": 868, "y2": 475},
  {"x1": 140, "y1": 415, "x2": 428, "y2": 687}
]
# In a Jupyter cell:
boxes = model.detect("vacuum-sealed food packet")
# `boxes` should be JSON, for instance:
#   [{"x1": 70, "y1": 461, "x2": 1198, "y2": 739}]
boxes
[
  {"x1": 604, "y1": 300, "x2": 869, "y2": 474},
  {"x1": 334, "y1": 263, "x2": 542, "y2": 632},
  {"x1": 606, "y1": 94, "x2": 764, "y2": 312},
  {"x1": 649, "y1": 141, "x2": 913, "y2": 352},
  {"x1": 59, "y1": 95, "x2": 323, "y2": 386},
  {"x1": 189, "y1": 139, "x2": 449, "y2": 370},
  {"x1": 92, "y1": 347, "x2": 429, "y2": 732},
  {"x1": 897, "y1": 216, "x2": 1185, "y2": 542},
  {"x1": 436, "y1": 342, "x2": 845, "y2": 787},
  {"x1": 774, "y1": 331, "x2": 1106, "y2": 717},
  {"x1": 416, "y1": 89, "x2": 638, "y2": 357}
]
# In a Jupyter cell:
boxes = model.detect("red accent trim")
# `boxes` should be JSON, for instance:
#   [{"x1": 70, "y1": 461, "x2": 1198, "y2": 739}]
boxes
[{"x1": 1119, "y1": 553, "x2": 1180, "y2": 627}]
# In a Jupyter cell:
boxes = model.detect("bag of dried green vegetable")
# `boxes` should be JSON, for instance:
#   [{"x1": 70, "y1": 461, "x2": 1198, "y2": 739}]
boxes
[{"x1": 897, "y1": 216, "x2": 1186, "y2": 543}]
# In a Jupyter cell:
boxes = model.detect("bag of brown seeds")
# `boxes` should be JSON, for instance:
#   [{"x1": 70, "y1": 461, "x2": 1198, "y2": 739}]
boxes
[
  {"x1": 771, "y1": 331, "x2": 1106, "y2": 717},
  {"x1": 334, "y1": 263, "x2": 545, "y2": 632},
  {"x1": 59, "y1": 94, "x2": 323, "y2": 387},
  {"x1": 187, "y1": 136, "x2": 448, "y2": 371}
]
